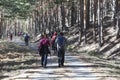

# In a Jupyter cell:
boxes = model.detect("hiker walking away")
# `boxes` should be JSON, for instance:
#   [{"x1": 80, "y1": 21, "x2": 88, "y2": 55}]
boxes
[
  {"x1": 51, "y1": 32, "x2": 57, "y2": 54},
  {"x1": 24, "y1": 33, "x2": 30, "y2": 46},
  {"x1": 55, "y1": 32, "x2": 67, "y2": 67},
  {"x1": 10, "y1": 33, "x2": 13, "y2": 40},
  {"x1": 38, "y1": 33, "x2": 51, "y2": 68}
]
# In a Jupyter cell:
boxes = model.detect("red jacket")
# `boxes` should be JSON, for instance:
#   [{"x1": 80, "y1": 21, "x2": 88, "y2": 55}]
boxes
[
  {"x1": 38, "y1": 38, "x2": 50, "y2": 49},
  {"x1": 51, "y1": 33, "x2": 57, "y2": 44}
]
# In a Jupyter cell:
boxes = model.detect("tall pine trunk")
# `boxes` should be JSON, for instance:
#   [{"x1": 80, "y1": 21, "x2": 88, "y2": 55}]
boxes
[
  {"x1": 93, "y1": 0, "x2": 97, "y2": 42},
  {"x1": 61, "y1": 3, "x2": 66, "y2": 31},
  {"x1": 83, "y1": 0, "x2": 89, "y2": 44},
  {"x1": 0, "y1": 13, "x2": 2, "y2": 39},
  {"x1": 97, "y1": 0, "x2": 103, "y2": 47},
  {"x1": 79, "y1": 0, "x2": 84, "y2": 44},
  {"x1": 116, "y1": 0, "x2": 120, "y2": 39}
]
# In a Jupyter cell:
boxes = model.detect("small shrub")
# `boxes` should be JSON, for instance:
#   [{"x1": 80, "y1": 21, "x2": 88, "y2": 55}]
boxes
[{"x1": 88, "y1": 50, "x2": 98, "y2": 56}]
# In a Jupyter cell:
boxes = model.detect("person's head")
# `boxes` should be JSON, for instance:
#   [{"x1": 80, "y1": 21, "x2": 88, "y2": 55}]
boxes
[
  {"x1": 59, "y1": 32, "x2": 64, "y2": 36},
  {"x1": 44, "y1": 33, "x2": 48, "y2": 38},
  {"x1": 54, "y1": 32, "x2": 57, "y2": 35}
]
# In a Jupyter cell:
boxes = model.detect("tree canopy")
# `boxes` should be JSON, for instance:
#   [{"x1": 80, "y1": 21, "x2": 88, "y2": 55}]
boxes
[{"x1": 0, "y1": 0, "x2": 36, "y2": 19}]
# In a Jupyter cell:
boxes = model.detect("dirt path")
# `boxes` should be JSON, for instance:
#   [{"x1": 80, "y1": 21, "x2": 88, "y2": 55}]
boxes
[{"x1": 2, "y1": 37, "x2": 103, "y2": 80}]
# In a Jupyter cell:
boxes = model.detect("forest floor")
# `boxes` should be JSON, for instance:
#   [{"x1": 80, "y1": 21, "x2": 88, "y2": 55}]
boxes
[{"x1": 0, "y1": 36, "x2": 120, "y2": 80}]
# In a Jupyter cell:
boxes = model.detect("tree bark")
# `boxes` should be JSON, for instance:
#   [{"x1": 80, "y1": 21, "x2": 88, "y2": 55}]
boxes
[
  {"x1": 93, "y1": 0, "x2": 97, "y2": 42},
  {"x1": 116, "y1": 0, "x2": 120, "y2": 39}
]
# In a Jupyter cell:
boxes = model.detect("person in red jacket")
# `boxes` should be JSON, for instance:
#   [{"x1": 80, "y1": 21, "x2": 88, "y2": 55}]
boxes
[
  {"x1": 38, "y1": 33, "x2": 50, "y2": 68},
  {"x1": 51, "y1": 32, "x2": 57, "y2": 54}
]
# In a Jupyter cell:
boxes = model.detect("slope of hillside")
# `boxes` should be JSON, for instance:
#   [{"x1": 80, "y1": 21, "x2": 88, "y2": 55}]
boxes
[
  {"x1": 67, "y1": 21, "x2": 120, "y2": 79},
  {"x1": 68, "y1": 24, "x2": 120, "y2": 58}
]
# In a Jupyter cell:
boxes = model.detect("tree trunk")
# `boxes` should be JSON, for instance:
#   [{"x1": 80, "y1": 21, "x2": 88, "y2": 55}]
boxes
[
  {"x1": 83, "y1": 0, "x2": 87, "y2": 44},
  {"x1": 0, "y1": 13, "x2": 2, "y2": 39},
  {"x1": 113, "y1": 0, "x2": 117, "y2": 29},
  {"x1": 71, "y1": 2, "x2": 77, "y2": 27},
  {"x1": 61, "y1": 3, "x2": 66, "y2": 31},
  {"x1": 116, "y1": 0, "x2": 120, "y2": 39},
  {"x1": 97, "y1": 0, "x2": 103, "y2": 47},
  {"x1": 93, "y1": 0, "x2": 97, "y2": 42},
  {"x1": 86, "y1": 0, "x2": 90, "y2": 29},
  {"x1": 79, "y1": 0, "x2": 84, "y2": 44}
]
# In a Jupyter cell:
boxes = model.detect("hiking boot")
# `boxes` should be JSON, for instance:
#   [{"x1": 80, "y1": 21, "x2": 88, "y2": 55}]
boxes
[
  {"x1": 43, "y1": 65, "x2": 47, "y2": 68},
  {"x1": 58, "y1": 64, "x2": 62, "y2": 67}
]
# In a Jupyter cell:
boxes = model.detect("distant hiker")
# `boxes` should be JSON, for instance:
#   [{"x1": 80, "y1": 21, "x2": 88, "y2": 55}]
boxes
[
  {"x1": 55, "y1": 32, "x2": 67, "y2": 67},
  {"x1": 24, "y1": 33, "x2": 30, "y2": 46},
  {"x1": 51, "y1": 32, "x2": 57, "y2": 54},
  {"x1": 38, "y1": 33, "x2": 51, "y2": 68},
  {"x1": 18, "y1": 32, "x2": 22, "y2": 36},
  {"x1": 10, "y1": 33, "x2": 13, "y2": 40}
]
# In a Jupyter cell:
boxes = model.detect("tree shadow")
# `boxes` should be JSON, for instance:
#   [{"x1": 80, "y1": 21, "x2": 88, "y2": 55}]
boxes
[
  {"x1": 68, "y1": 36, "x2": 79, "y2": 45},
  {"x1": 100, "y1": 39, "x2": 120, "y2": 56},
  {"x1": 0, "y1": 76, "x2": 9, "y2": 80},
  {"x1": 107, "y1": 48, "x2": 120, "y2": 59},
  {"x1": 0, "y1": 59, "x2": 41, "y2": 72},
  {"x1": 46, "y1": 63, "x2": 106, "y2": 69}
]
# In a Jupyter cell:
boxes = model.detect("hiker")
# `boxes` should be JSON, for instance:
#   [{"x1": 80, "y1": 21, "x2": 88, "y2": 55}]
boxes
[
  {"x1": 55, "y1": 32, "x2": 67, "y2": 67},
  {"x1": 24, "y1": 33, "x2": 30, "y2": 46},
  {"x1": 51, "y1": 32, "x2": 57, "y2": 54},
  {"x1": 10, "y1": 33, "x2": 13, "y2": 40},
  {"x1": 38, "y1": 33, "x2": 51, "y2": 68}
]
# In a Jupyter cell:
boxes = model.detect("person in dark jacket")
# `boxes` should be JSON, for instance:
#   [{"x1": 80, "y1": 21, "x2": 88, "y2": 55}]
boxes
[
  {"x1": 24, "y1": 33, "x2": 30, "y2": 46},
  {"x1": 55, "y1": 32, "x2": 67, "y2": 67}
]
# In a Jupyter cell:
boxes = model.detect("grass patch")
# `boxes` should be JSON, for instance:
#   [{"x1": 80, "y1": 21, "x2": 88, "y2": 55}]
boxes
[
  {"x1": 67, "y1": 45, "x2": 74, "y2": 51},
  {"x1": 0, "y1": 41, "x2": 38, "y2": 78},
  {"x1": 88, "y1": 50, "x2": 97, "y2": 56},
  {"x1": 87, "y1": 50, "x2": 103, "y2": 58},
  {"x1": 0, "y1": 42, "x2": 34, "y2": 54}
]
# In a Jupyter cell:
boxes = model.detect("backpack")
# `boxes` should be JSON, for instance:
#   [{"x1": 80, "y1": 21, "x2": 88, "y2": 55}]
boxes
[
  {"x1": 56, "y1": 36, "x2": 66, "y2": 49},
  {"x1": 41, "y1": 38, "x2": 50, "y2": 54},
  {"x1": 24, "y1": 35, "x2": 29, "y2": 41}
]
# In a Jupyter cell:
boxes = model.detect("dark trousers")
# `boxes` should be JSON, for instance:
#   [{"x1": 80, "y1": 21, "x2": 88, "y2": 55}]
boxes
[
  {"x1": 41, "y1": 53, "x2": 48, "y2": 67},
  {"x1": 57, "y1": 48, "x2": 65, "y2": 66},
  {"x1": 52, "y1": 43, "x2": 57, "y2": 54},
  {"x1": 10, "y1": 36, "x2": 12, "y2": 40},
  {"x1": 40, "y1": 45, "x2": 50, "y2": 67},
  {"x1": 25, "y1": 40, "x2": 28, "y2": 46}
]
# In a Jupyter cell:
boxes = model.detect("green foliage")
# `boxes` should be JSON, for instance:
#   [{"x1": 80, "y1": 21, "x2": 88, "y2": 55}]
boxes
[
  {"x1": 48, "y1": 2, "x2": 54, "y2": 8},
  {"x1": 54, "y1": 0, "x2": 62, "y2": 4},
  {"x1": 88, "y1": 50, "x2": 97, "y2": 56},
  {"x1": 54, "y1": 0, "x2": 67, "y2": 4},
  {"x1": 0, "y1": 42, "x2": 34, "y2": 54},
  {"x1": 67, "y1": 45, "x2": 74, "y2": 51},
  {"x1": 0, "y1": 0, "x2": 36, "y2": 19}
]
